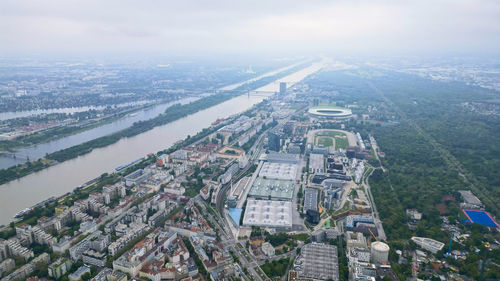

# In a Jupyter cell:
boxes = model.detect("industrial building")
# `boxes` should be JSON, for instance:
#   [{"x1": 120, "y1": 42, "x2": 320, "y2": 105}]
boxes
[
  {"x1": 259, "y1": 162, "x2": 297, "y2": 181},
  {"x1": 266, "y1": 152, "x2": 299, "y2": 164},
  {"x1": 242, "y1": 198, "x2": 292, "y2": 229},
  {"x1": 247, "y1": 178, "x2": 295, "y2": 201},
  {"x1": 303, "y1": 188, "x2": 318, "y2": 213},
  {"x1": 294, "y1": 243, "x2": 339, "y2": 281},
  {"x1": 309, "y1": 153, "x2": 325, "y2": 173}
]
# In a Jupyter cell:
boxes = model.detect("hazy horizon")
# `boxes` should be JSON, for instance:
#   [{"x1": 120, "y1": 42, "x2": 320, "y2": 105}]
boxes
[{"x1": 2, "y1": 0, "x2": 500, "y2": 58}]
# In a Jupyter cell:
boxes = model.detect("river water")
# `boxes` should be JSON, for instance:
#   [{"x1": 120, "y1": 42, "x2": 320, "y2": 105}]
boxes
[
  {"x1": 0, "y1": 97, "x2": 198, "y2": 169},
  {"x1": 0, "y1": 100, "x2": 156, "y2": 121},
  {"x1": 0, "y1": 62, "x2": 324, "y2": 225}
]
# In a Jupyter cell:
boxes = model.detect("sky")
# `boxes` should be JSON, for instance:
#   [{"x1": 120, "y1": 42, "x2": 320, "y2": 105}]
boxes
[{"x1": 1, "y1": 0, "x2": 500, "y2": 58}]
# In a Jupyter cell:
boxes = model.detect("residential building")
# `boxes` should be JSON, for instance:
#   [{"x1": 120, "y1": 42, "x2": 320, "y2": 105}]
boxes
[
  {"x1": 48, "y1": 258, "x2": 71, "y2": 279},
  {"x1": 69, "y1": 265, "x2": 91, "y2": 281}
]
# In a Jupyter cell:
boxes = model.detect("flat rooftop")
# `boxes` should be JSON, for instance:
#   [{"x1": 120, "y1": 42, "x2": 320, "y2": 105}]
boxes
[
  {"x1": 259, "y1": 162, "x2": 297, "y2": 181},
  {"x1": 304, "y1": 188, "x2": 318, "y2": 212},
  {"x1": 459, "y1": 190, "x2": 482, "y2": 206},
  {"x1": 298, "y1": 243, "x2": 339, "y2": 281},
  {"x1": 230, "y1": 177, "x2": 251, "y2": 199},
  {"x1": 309, "y1": 153, "x2": 324, "y2": 171},
  {"x1": 242, "y1": 198, "x2": 292, "y2": 229},
  {"x1": 248, "y1": 178, "x2": 294, "y2": 201},
  {"x1": 266, "y1": 152, "x2": 299, "y2": 164}
]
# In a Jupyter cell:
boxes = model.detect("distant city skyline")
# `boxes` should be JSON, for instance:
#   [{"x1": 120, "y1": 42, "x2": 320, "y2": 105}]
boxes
[{"x1": 1, "y1": 0, "x2": 500, "y2": 57}]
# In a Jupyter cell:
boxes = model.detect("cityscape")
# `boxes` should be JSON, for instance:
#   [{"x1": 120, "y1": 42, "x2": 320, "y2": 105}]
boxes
[{"x1": 0, "y1": 1, "x2": 499, "y2": 281}]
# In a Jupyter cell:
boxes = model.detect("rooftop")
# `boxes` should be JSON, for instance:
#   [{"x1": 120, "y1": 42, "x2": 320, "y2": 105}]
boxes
[
  {"x1": 259, "y1": 162, "x2": 297, "y2": 181},
  {"x1": 297, "y1": 243, "x2": 339, "y2": 281},
  {"x1": 303, "y1": 188, "x2": 318, "y2": 212},
  {"x1": 242, "y1": 198, "x2": 292, "y2": 229},
  {"x1": 248, "y1": 177, "x2": 294, "y2": 201}
]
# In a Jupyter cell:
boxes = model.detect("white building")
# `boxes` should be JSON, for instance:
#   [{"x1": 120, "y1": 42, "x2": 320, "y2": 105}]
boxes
[
  {"x1": 309, "y1": 153, "x2": 324, "y2": 174},
  {"x1": 411, "y1": 237, "x2": 445, "y2": 253},
  {"x1": 261, "y1": 242, "x2": 275, "y2": 257},
  {"x1": 370, "y1": 241, "x2": 389, "y2": 264},
  {"x1": 242, "y1": 198, "x2": 292, "y2": 229},
  {"x1": 259, "y1": 162, "x2": 297, "y2": 181}
]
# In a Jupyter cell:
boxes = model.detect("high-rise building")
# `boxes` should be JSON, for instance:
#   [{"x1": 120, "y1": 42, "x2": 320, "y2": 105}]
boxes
[
  {"x1": 279, "y1": 82, "x2": 286, "y2": 95},
  {"x1": 268, "y1": 130, "x2": 282, "y2": 152}
]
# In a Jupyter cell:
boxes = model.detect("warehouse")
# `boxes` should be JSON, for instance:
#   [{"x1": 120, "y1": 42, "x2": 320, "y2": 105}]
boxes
[
  {"x1": 248, "y1": 178, "x2": 294, "y2": 201},
  {"x1": 242, "y1": 198, "x2": 292, "y2": 229},
  {"x1": 259, "y1": 162, "x2": 297, "y2": 181}
]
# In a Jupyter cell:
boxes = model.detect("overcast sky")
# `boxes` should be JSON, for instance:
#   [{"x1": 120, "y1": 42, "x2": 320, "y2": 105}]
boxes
[{"x1": 1, "y1": 0, "x2": 500, "y2": 57}]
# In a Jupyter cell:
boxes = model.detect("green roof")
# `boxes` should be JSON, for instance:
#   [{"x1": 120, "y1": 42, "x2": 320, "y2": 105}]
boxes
[{"x1": 248, "y1": 178, "x2": 294, "y2": 200}]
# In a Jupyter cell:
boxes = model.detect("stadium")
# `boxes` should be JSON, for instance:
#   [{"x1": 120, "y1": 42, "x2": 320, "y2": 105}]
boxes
[{"x1": 308, "y1": 105, "x2": 352, "y2": 120}]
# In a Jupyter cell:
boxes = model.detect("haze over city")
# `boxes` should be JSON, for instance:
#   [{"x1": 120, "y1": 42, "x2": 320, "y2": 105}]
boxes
[{"x1": 2, "y1": 0, "x2": 500, "y2": 57}]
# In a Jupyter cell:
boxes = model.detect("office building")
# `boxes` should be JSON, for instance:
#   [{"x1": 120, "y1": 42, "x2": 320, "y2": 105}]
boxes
[
  {"x1": 279, "y1": 82, "x2": 287, "y2": 95},
  {"x1": 303, "y1": 188, "x2": 318, "y2": 212},
  {"x1": 268, "y1": 130, "x2": 282, "y2": 152}
]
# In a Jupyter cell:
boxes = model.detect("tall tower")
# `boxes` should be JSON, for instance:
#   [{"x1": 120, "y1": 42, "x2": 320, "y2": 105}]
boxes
[{"x1": 279, "y1": 82, "x2": 286, "y2": 95}]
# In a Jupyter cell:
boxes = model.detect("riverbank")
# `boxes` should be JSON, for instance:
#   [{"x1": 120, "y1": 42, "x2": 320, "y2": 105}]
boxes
[
  {"x1": 0, "y1": 99, "x2": 172, "y2": 152},
  {"x1": 0, "y1": 97, "x2": 200, "y2": 170},
  {"x1": 0, "y1": 60, "x2": 324, "y2": 224},
  {"x1": 0, "y1": 62, "x2": 311, "y2": 185}
]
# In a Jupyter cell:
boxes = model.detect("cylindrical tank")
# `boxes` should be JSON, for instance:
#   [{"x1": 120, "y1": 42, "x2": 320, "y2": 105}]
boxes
[{"x1": 371, "y1": 241, "x2": 390, "y2": 264}]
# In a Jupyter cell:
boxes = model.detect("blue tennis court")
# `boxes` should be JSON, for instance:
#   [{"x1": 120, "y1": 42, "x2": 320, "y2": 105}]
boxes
[{"x1": 463, "y1": 209, "x2": 499, "y2": 228}]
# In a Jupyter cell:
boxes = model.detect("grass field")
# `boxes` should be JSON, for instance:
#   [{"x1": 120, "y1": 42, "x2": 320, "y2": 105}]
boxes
[
  {"x1": 316, "y1": 136, "x2": 333, "y2": 147},
  {"x1": 314, "y1": 130, "x2": 348, "y2": 150}
]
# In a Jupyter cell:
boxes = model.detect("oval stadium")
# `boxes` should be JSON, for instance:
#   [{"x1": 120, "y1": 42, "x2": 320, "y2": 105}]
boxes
[{"x1": 308, "y1": 106, "x2": 352, "y2": 119}]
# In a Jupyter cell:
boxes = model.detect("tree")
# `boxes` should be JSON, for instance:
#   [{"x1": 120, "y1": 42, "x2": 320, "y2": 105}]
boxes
[{"x1": 81, "y1": 272, "x2": 92, "y2": 281}]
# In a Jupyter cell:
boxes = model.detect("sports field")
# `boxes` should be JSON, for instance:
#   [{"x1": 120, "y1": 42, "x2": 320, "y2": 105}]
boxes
[
  {"x1": 314, "y1": 130, "x2": 349, "y2": 150},
  {"x1": 463, "y1": 209, "x2": 499, "y2": 228}
]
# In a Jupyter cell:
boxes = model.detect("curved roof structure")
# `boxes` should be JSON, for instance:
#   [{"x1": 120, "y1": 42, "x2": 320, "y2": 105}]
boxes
[{"x1": 308, "y1": 106, "x2": 352, "y2": 119}]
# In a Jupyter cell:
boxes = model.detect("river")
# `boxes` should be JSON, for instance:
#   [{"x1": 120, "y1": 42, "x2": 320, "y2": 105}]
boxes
[
  {"x1": 0, "y1": 61, "x2": 324, "y2": 225},
  {"x1": 0, "y1": 97, "x2": 198, "y2": 169},
  {"x1": 0, "y1": 100, "x2": 156, "y2": 121}
]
